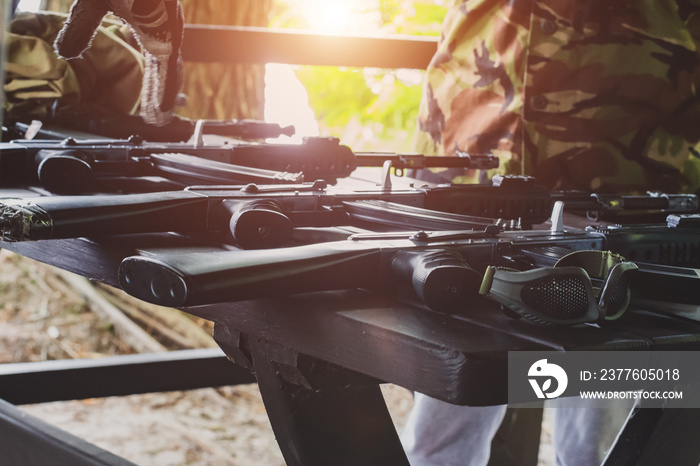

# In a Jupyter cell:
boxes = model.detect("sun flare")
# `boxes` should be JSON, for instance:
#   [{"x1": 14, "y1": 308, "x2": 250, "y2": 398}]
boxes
[{"x1": 300, "y1": 0, "x2": 358, "y2": 34}]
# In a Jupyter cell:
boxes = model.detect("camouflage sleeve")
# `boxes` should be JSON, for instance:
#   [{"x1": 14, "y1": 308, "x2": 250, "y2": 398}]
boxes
[
  {"x1": 5, "y1": 12, "x2": 144, "y2": 119},
  {"x1": 416, "y1": 0, "x2": 700, "y2": 194}
]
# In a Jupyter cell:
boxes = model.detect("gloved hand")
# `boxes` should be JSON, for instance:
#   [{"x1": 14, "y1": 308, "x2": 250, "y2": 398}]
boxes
[{"x1": 54, "y1": 0, "x2": 184, "y2": 126}]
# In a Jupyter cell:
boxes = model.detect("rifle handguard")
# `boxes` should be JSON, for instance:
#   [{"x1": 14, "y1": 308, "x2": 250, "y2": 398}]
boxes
[{"x1": 391, "y1": 250, "x2": 482, "y2": 313}]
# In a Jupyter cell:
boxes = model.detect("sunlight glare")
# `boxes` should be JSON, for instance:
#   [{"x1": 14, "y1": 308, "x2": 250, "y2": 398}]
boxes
[
  {"x1": 301, "y1": 0, "x2": 354, "y2": 34},
  {"x1": 264, "y1": 63, "x2": 320, "y2": 144}
]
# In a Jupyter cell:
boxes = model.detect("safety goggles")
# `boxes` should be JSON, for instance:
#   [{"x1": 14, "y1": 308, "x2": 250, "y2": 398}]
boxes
[{"x1": 480, "y1": 251, "x2": 638, "y2": 325}]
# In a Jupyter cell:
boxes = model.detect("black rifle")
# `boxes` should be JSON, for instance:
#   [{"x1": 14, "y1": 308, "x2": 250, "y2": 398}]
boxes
[
  {"x1": 116, "y1": 214, "x2": 700, "y2": 309},
  {"x1": 9, "y1": 116, "x2": 296, "y2": 143},
  {"x1": 1, "y1": 176, "x2": 695, "y2": 248},
  {"x1": 0, "y1": 136, "x2": 498, "y2": 193},
  {"x1": 0, "y1": 178, "x2": 552, "y2": 249}
]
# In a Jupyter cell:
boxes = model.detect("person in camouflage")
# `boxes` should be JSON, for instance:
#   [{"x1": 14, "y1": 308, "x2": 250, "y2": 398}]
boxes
[
  {"x1": 400, "y1": 2, "x2": 700, "y2": 465},
  {"x1": 414, "y1": 0, "x2": 700, "y2": 195},
  {"x1": 5, "y1": 12, "x2": 144, "y2": 119},
  {"x1": 4, "y1": 0, "x2": 184, "y2": 126}
]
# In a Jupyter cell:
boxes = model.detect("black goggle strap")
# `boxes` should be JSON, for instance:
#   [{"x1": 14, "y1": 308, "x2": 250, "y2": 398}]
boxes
[{"x1": 480, "y1": 251, "x2": 638, "y2": 325}]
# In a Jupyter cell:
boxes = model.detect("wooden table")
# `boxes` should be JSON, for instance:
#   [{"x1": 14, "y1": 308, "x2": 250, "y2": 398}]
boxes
[{"x1": 4, "y1": 214, "x2": 700, "y2": 465}]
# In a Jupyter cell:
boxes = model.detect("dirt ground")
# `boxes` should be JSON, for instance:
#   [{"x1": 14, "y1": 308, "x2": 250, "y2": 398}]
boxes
[{"x1": 0, "y1": 250, "x2": 554, "y2": 465}]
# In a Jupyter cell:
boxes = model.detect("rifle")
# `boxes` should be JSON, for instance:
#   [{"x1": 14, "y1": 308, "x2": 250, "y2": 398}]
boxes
[
  {"x1": 0, "y1": 136, "x2": 498, "y2": 193},
  {"x1": 9, "y1": 116, "x2": 296, "y2": 143},
  {"x1": 1, "y1": 175, "x2": 696, "y2": 248},
  {"x1": 0, "y1": 178, "x2": 553, "y2": 249},
  {"x1": 116, "y1": 211, "x2": 700, "y2": 310}
]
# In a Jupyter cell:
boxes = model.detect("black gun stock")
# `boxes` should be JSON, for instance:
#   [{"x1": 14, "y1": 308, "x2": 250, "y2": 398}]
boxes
[{"x1": 119, "y1": 240, "x2": 383, "y2": 308}]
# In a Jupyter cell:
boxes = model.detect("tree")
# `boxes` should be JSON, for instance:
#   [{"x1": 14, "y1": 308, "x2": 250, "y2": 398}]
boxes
[{"x1": 179, "y1": 0, "x2": 273, "y2": 120}]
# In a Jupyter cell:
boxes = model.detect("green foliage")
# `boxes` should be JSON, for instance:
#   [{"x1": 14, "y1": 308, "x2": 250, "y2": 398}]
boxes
[
  {"x1": 378, "y1": 0, "x2": 447, "y2": 35},
  {"x1": 296, "y1": 66, "x2": 425, "y2": 151},
  {"x1": 296, "y1": 67, "x2": 374, "y2": 128},
  {"x1": 270, "y1": 0, "x2": 447, "y2": 151}
]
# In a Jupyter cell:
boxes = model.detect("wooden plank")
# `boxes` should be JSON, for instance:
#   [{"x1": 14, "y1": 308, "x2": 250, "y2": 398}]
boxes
[
  {"x1": 191, "y1": 291, "x2": 561, "y2": 406},
  {"x1": 58, "y1": 271, "x2": 166, "y2": 353},
  {"x1": 0, "y1": 349, "x2": 255, "y2": 405},
  {"x1": 182, "y1": 25, "x2": 437, "y2": 69},
  {"x1": 0, "y1": 398, "x2": 136, "y2": 466}
]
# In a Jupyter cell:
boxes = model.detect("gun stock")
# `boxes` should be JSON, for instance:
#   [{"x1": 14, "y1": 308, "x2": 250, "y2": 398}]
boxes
[{"x1": 119, "y1": 241, "x2": 382, "y2": 307}]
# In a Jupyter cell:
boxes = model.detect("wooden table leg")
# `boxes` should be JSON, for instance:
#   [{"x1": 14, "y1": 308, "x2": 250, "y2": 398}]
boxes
[
  {"x1": 602, "y1": 403, "x2": 700, "y2": 466},
  {"x1": 247, "y1": 337, "x2": 410, "y2": 466}
]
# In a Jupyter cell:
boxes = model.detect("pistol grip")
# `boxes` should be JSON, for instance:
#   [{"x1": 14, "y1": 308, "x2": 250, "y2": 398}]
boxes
[
  {"x1": 391, "y1": 250, "x2": 482, "y2": 313},
  {"x1": 223, "y1": 199, "x2": 293, "y2": 249}
]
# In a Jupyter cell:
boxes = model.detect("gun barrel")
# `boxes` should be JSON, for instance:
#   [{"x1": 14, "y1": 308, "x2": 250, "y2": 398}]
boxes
[{"x1": 353, "y1": 152, "x2": 499, "y2": 170}]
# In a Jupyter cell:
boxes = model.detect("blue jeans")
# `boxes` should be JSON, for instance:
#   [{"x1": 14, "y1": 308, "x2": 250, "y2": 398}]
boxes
[{"x1": 400, "y1": 394, "x2": 634, "y2": 466}]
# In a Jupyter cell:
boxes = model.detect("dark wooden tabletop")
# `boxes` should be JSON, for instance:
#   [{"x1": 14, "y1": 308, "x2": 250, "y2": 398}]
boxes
[{"x1": 5, "y1": 222, "x2": 700, "y2": 407}]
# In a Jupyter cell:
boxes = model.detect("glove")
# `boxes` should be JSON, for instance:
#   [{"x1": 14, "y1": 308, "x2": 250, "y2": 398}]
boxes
[{"x1": 54, "y1": 0, "x2": 184, "y2": 126}]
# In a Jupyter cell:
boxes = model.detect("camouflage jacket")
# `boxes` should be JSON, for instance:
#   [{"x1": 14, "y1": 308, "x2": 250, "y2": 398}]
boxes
[
  {"x1": 5, "y1": 13, "x2": 144, "y2": 119},
  {"x1": 415, "y1": 0, "x2": 700, "y2": 194}
]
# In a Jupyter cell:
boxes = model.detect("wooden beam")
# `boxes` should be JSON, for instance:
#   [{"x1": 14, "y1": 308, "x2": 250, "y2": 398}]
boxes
[
  {"x1": 0, "y1": 349, "x2": 256, "y2": 405},
  {"x1": 182, "y1": 25, "x2": 437, "y2": 69},
  {"x1": 0, "y1": 399, "x2": 135, "y2": 466}
]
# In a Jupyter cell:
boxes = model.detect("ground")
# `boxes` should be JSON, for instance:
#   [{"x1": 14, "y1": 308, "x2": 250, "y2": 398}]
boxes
[{"x1": 0, "y1": 249, "x2": 553, "y2": 465}]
